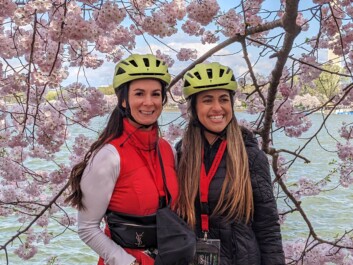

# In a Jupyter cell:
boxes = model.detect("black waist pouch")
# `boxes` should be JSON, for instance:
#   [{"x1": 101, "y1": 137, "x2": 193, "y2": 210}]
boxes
[{"x1": 106, "y1": 211, "x2": 157, "y2": 249}]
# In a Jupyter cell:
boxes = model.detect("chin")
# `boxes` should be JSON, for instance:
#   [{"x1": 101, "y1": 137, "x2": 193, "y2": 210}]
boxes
[
  {"x1": 139, "y1": 119, "x2": 157, "y2": 125},
  {"x1": 208, "y1": 126, "x2": 226, "y2": 132}
]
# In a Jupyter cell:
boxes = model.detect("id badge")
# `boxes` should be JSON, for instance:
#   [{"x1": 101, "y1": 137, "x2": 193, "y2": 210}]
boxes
[{"x1": 193, "y1": 238, "x2": 221, "y2": 265}]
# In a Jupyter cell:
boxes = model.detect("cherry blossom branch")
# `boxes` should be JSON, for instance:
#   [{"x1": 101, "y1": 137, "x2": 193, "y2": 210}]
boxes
[
  {"x1": 272, "y1": 154, "x2": 353, "y2": 254},
  {"x1": 0, "y1": 182, "x2": 69, "y2": 264},
  {"x1": 246, "y1": 36, "x2": 352, "y2": 78},
  {"x1": 168, "y1": 19, "x2": 283, "y2": 89},
  {"x1": 285, "y1": 83, "x2": 353, "y2": 170},
  {"x1": 239, "y1": 37, "x2": 266, "y2": 106},
  {"x1": 328, "y1": 2, "x2": 353, "y2": 77},
  {"x1": 23, "y1": 11, "x2": 38, "y2": 132},
  {"x1": 262, "y1": 0, "x2": 301, "y2": 153}
]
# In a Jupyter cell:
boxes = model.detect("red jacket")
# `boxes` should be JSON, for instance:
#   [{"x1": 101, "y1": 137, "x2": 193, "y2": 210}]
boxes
[{"x1": 99, "y1": 119, "x2": 178, "y2": 265}]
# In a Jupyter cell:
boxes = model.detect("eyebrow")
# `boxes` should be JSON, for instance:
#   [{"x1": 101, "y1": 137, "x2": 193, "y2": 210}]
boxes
[
  {"x1": 131, "y1": 88, "x2": 162, "y2": 92},
  {"x1": 201, "y1": 93, "x2": 230, "y2": 99}
]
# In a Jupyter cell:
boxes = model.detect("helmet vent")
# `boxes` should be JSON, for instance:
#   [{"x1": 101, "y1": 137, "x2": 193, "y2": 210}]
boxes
[
  {"x1": 184, "y1": 80, "x2": 190, "y2": 87},
  {"x1": 129, "y1": 60, "x2": 138, "y2": 67},
  {"x1": 143, "y1": 58, "x2": 150, "y2": 67},
  {"x1": 194, "y1": 72, "x2": 201, "y2": 80},
  {"x1": 231, "y1": 75, "x2": 235, "y2": 81},
  {"x1": 226, "y1": 68, "x2": 231, "y2": 74},
  {"x1": 130, "y1": 73, "x2": 164, "y2": 76},
  {"x1": 156, "y1": 60, "x2": 161, "y2": 67},
  {"x1": 194, "y1": 83, "x2": 229, "y2": 89},
  {"x1": 116, "y1": 67, "x2": 126, "y2": 75},
  {"x1": 219, "y1": 68, "x2": 224, "y2": 77},
  {"x1": 206, "y1": 69, "x2": 213, "y2": 79}
]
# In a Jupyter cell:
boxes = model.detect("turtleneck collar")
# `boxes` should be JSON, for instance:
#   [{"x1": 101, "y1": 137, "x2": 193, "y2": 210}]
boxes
[{"x1": 122, "y1": 118, "x2": 159, "y2": 151}]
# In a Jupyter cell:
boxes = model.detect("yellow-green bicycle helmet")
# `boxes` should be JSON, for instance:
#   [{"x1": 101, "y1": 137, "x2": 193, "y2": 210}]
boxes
[
  {"x1": 183, "y1": 62, "x2": 237, "y2": 98},
  {"x1": 113, "y1": 54, "x2": 171, "y2": 89}
]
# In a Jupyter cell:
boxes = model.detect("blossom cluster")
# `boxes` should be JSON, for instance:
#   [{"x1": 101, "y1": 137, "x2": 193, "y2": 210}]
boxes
[
  {"x1": 292, "y1": 177, "x2": 327, "y2": 199},
  {"x1": 217, "y1": 9, "x2": 244, "y2": 37},
  {"x1": 201, "y1": 30, "x2": 220, "y2": 44},
  {"x1": 181, "y1": 20, "x2": 204, "y2": 36},
  {"x1": 93, "y1": 2, "x2": 126, "y2": 30},
  {"x1": 0, "y1": 0, "x2": 17, "y2": 18},
  {"x1": 274, "y1": 100, "x2": 312, "y2": 137},
  {"x1": 243, "y1": 0, "x2": 263, "y2": 26},
  {"x1": 156, "y1": 50, "x2": 175, "y2": 67},
  {"x1": 170, "y1": 79, "x2": 183, "y2": 97},
  {"x1": 176, "y1": 48, "x2": 198, "y2": 61},
  {"x1": 246, "y1": 95, "x2": 266, "y2": 114},
  {"x1": 339, "y1": 123, "x2": 353, "y2": 140},
  {"x1": 186, "y1": 0, "x2": 220, "y2": 26},
  {"x1": 140, "y1": 13, "x2": 177, "y2": 38},
  {"x1": 298, "y1": 54, "x2": 322, "y2": 85},
  {"x1": 336, "y1": 141, "x2": 353, "y2": 187},
  {"x1": 69, "y1": 134, "x2": 94, "y2": 166},
  {"x1": 284, "y1": 240, "x2": 353, "y2": 264},
  {"x1": 163, "y1": 123, "x2": 184, "y2": 143},
  {"x1": 279, "y1": 82, "x2": 300, "y2": 99},
  {"x1": 2, "y1": 0, "x2": 353, "y2": 263}
]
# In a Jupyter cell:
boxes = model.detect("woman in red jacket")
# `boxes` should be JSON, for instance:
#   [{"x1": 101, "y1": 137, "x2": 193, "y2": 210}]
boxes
[{"x1": 65, "y1": 54, "x2": 178, "y2": 265}]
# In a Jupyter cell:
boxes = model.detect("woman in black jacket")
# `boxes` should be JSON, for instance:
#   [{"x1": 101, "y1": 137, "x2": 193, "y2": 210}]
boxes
[{"x1": 175, "y1": 62, "x2": 285, "y2": 265}]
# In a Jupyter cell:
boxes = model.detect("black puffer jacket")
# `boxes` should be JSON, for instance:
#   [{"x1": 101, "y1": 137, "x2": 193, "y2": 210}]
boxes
[{"x1": 176, "y1": 128, "x2": 285, "y2": 265}]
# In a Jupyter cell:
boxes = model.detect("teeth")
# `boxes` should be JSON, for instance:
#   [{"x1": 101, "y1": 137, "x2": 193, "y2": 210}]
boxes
[
  {"x1": 210, "y1": 115, "x2": 223, "y2": 120},
  {"x1": 141, "y1": 111, "x2": 153, "y2": 115}
]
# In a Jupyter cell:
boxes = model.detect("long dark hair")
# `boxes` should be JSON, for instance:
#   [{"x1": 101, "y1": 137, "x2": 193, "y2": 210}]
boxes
[
  {"x1": 65, "y1": 81, "x2": 167, "y2": 210},
  {"x1": 65, "y1": 86, "x2": 126, "y2": 210},
  {"x1": 176, "y1": 91, "x2": 253, "y2": 226}
]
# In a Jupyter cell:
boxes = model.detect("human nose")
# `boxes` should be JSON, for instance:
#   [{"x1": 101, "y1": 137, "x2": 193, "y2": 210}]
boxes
[
  {"x1": 212, "y1": 100, "x2": 222, "y2": 111},
  {"x1": 143, "y1": 95, "x2": 153, "y2": 105}
]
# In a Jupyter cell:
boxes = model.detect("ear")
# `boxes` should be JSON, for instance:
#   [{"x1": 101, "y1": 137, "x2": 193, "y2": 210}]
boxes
[{"x1": 122, "y1": 99, "x2": 126, "y2": 108}]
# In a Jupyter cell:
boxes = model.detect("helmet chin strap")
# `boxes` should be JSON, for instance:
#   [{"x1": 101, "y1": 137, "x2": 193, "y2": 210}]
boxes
[{"x1": 120, "y1": 103, "x2": 155, "y2": 129}]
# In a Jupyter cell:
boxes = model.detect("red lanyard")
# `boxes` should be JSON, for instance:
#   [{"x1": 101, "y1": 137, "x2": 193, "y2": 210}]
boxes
[{"x1": 200, "y1": 140, "x2": 227, "y2": 233}]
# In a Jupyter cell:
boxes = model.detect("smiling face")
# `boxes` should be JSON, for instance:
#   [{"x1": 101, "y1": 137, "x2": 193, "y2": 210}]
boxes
[
  {"x1": 122, "y1": 79, "x2": 163, "y2": 129},
  {"x1": 195, "y1": 89, "x2": 233, "y2": 142}
]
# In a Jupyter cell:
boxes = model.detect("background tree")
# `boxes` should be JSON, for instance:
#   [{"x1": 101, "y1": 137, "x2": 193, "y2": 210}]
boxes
[
  {"x1": 1, "y1": 0, "x2": 353, "y2": 264},
  {"x1": 302, "y1": 64, "x2": 347, "y2": 103}
]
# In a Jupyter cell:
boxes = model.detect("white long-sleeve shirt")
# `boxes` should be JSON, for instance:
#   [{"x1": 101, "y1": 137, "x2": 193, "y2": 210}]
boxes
[{"x1": 78, "y1": 144, "x2": 136, "y2": 265}]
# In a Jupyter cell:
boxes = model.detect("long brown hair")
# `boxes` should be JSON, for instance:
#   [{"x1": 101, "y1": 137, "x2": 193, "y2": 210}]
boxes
[
  {"x1": 176, "y1": 93, "x2": 253, "y2": 227},
  {"x1": 65, "y1": 82, "x2": 168, "y2": 210}
]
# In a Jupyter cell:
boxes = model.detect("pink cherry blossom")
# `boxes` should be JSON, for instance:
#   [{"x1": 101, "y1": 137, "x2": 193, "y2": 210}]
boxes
[
  {"x1": 0, "y1": 0, "x2": 17, "y2": 18},
  {"x1": 182, "y1": 20, "x2": 205, "y2": 36},
  {"x1": 201, "y1": 30, "x2": 219, "y2": 44},
  {"x1": 1, "y1": 1, "x2": 353, "y2": 263},
  {"x1": 156, "y1": 50, "x2": 175, "y2": 67},
  {"x1": 217, "y1": 9, "x2": 244, "y2": 37},
  {"x1": 176, "y1": 48, "x2": 197, "y2": 61},
  {"x1": 163, "y1": 123, "x2": 184, "y2": 143},
  {"x1": 186, "y1": 0, "x2": 220, "y2": 26}
]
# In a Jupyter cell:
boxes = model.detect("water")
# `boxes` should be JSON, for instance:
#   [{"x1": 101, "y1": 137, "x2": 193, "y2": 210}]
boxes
[{"x1": 1, "y1": 111, "x2": 352, "y2": 264}]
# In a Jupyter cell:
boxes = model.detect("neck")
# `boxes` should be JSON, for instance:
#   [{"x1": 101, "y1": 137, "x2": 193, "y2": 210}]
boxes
[
  {"x1": 126, "y1": 118, "x2": 153, "y2": 131},
  {"x1": 204, "y1": 131, "x2": 219, "y2": 145}
]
